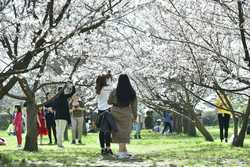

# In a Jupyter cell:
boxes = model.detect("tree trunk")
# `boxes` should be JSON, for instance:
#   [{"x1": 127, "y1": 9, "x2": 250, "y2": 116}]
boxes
[
  {"x1": 232, "y1": 117, "x2": 239, "y2": 145},
  {"x1": 232, "y1": 98, "x2": 250, "y2": 147},
  {"x1": 24, "y1": 101, "x2": 38, "y2": 152},
  {"x1": 183, "y1": 107, "x2": 196, "y2": 136},
  {"x1": 173, "y1": 112, "x2": 182, "y2": 133},
  {"x1": 183, "y1": 117, "x2": 196, "y2": 136},
  {"x1": 183, "y1": 115, "x2": 189, "y2": 134},
  {"x1": 191, "y1": 111, "x2": 214, "y2": 141}
]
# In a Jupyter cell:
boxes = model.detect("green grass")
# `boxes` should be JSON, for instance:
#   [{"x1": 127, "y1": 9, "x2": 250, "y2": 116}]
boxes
[{"x1": 1, "y1": 127, "x2": 250, "y2": 166}]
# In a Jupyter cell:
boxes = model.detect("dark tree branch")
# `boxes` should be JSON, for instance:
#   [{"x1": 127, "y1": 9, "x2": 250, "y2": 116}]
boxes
[
  {"x1": 237, "y1": 1, "x2": 250, "y2": 66},
  {"x1": 38, "y1": 57, "x2": 81, "y2": 107},
  {"x1": 48, "y1": 0, "x2": 54, "y2": 27},
  {"x1": 7, "y1": 93, "x2": 28, "y2": 100},
  {"x1": 33, "y1": 51, "x2": 50, "y2": 92},
  {"x1": 0, "y1": 77, "x2": 18, "y2": 99},
  {"x1": 54, "y1": 0, "x2": 71, "y2": 26}
]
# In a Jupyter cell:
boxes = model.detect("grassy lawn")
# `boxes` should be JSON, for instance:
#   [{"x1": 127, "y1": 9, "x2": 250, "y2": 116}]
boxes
[{"x1": 1, "y1": 127, "x2": 250, "y2": 166}]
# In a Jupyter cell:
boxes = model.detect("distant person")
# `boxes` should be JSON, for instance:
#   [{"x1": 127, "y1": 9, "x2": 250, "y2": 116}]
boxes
[
  {"x1": 7, "y1": 122, "x2": 15, "y2": 136},
  {"x1": 145, "y1": 111, "x2": 154, "y2": 129},
  {"x1": 45, "y1": 93, "x2": 57, "y2": 145},
  {"x1": 70, "y1": 95, "x2": 85, "y2": 144},
  {"x1": 96, "y1": 74, "x2": 116, "y2": 155},
  {"x1": 45, "y1": 83, "x2": 76, "y2": 148},
  {"x1": 162, "y1": 111, "x2": 173, "y2": 134},
  {"x1": 134, "y1": 113, "x2": 143, "y2": 139},
  {"x1": 89, "y1": 111, "x2": 98, "y2": 132},
  {"x1": 108, "y1": 74, "x2": 137, "y2": 159},
  {"x1": 37, "y1": 107, "x2": 48, "y2": 145},
  {"x1": 153, "y1": 119, "x2": 162, "y2": 133},
  {"x1": 82, "y1": 105, "x2": 88, "y2": 136},
  {"x1": 13, "y1": 105, "x2": 22, "y2": 148},
  {"x1": 215, "y1": 95, "x2": 231, "y2": 143}
]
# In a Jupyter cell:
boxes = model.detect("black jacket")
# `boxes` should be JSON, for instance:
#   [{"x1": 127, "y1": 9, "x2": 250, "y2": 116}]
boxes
[
  {"x1": 45, "y1": 108, "x2": 56, "y2": 127},
  {"x1": 97, "y1": 110, "x2": 118, "y2": 133},
  {"x1": 45, "y1": 86, "x2": 75, "y2": 124}
]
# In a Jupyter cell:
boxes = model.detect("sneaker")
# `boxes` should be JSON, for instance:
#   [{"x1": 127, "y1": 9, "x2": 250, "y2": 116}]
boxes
[
  {"x1": 106, "y1": 149, "x2": 113, "y2": 155},
  {"x1": 101, "y1": 148, "x2": 106, "y2": 155},
  {"x1": 116, "y1": 152, "x2": 124, "y2": 159},
  {"x1": 71, "y1": 140, "x2": 76, "y2": 144},
  {"x1": 124, "y1": 152, "x2": 132, "y2": 157},
  {"x1": 116, "y1": 152, "x2": 130, "y2": 159},
  {"x1": 78, "y1": 140, "x2": 82, "y2": 144},
  {"x1": 225, "y1": 138, "x2": 228, "y2": 143},
  {"x1": 58, "y1": 145, "x2": 64, "y2": 148}
]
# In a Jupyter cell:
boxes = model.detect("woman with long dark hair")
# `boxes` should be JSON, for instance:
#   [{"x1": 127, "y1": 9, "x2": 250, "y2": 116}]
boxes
[{"x1": 108, "y1": 74, "x2": 137, "y2": 159}]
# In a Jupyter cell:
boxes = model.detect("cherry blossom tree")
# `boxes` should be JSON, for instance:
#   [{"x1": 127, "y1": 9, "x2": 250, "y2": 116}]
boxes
[{"x1": 0, "y1": 0, "x2": 128, "y2": 151}]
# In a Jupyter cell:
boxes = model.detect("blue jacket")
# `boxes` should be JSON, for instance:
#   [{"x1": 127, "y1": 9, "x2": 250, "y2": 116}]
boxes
[
  {"x1": 163, "y1": 111, "x2": 173, "y2": 123},
  {"x1": 97, "y1": 110, "x2": 118, "y2": 133}
]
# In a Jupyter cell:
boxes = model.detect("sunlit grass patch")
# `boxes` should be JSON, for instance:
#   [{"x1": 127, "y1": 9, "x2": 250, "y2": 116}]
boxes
[{"x1": 1, "y1": 127, "x2": 250, "y2": 166}]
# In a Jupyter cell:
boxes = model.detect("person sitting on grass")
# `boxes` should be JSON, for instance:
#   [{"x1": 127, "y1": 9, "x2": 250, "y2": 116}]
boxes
[
  {"x1": 152, "y1": 119, "x2": 162, "y2": 133},
  {"x1": 6, "y1": 123, "x2": 16, "y2": 136}
]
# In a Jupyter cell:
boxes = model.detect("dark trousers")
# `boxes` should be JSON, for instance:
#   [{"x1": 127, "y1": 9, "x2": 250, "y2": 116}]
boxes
[
  {"x1": 47, "y1": 124, "x2": 57, "y2": 143},
  {"x1": 218, "y1": 113, "x2": 230, "y2": 140},
  {"x1": 162, "y1": 122, "x2": 173, "y2": 134},
  {"x1": 99, "y1": 131, "x2": 111, "y2": 148}
]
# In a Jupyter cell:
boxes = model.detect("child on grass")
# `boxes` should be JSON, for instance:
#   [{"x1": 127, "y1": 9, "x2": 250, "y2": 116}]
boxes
[{"x1": 37, "y1": 106, "x2": 48, "y2": 145}]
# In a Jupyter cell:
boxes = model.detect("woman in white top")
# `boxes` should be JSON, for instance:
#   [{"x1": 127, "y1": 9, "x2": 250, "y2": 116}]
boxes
[{"x1": 96, "y1": 73, "x2": 113, "y2": 155}]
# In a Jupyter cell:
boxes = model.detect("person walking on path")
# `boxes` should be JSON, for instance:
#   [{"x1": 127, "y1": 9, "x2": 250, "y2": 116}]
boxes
[
  {"x1": 108, "y1": 74, "x2": 137, "y2": 159},
  {"x1": 45, "y1": 83, "x2": 76, "y2": 148},
  {"x1": 13, "y1": 105, "x2": 22, "y2": 148},
  {"x1": 215, "y1": 94, "x2": 231, "y2": 143},
  {"x1": 162, "y1": 111, "x2": 173, "y2": 135},
  {"x1": 70, "y1": 95, "x2": 86, "y2": 144},
  {"x1": 96, "y1": 74, "x2": 117, "y2": 155}
]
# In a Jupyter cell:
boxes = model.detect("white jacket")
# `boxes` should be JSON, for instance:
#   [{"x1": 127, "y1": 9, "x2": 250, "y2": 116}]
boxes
[{"x1": 97, "y1": 85, "x2": 113, "y2": 111}]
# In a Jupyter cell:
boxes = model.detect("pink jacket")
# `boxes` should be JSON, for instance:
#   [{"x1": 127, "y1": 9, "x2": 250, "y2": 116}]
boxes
[{"x1": 14, "y1": 112, "x2": 22, "y2": 127}]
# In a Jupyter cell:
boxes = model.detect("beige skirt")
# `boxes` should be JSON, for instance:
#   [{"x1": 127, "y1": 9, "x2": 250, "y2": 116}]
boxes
[{"x1": 111, "y1": 106, "x2": 133, "y2": 143}]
